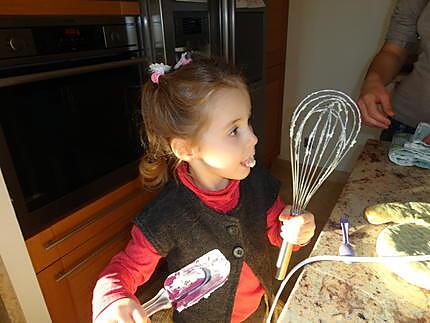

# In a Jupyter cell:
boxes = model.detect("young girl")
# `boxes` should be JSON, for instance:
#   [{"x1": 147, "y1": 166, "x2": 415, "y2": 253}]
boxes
[{"x1": 92, "y1": 56, "x2": 315, "y2": 323}]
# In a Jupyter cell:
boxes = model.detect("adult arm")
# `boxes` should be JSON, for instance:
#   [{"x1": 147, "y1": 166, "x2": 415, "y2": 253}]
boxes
[
  {"x1": 358, "y1": 42, "x2": 409, "y2": 128},
  {"x1": 358, "y1": 0, "x2": 426, "y2": 128}
]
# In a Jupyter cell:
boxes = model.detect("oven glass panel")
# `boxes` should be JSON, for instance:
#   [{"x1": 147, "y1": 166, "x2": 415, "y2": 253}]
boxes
[
  {"x1": 0, "y1": 65, "x2": 143, "y2": 212},
  {"x1": 174, "y1": 11, "x2": 210, "y2": 59}
]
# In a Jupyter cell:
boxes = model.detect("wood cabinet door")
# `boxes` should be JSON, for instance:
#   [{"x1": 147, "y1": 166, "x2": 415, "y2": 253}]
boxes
[
  {"x1": 266, "y1": 0, "x2": 289, "y2": 68},
  {"x1": 27, "y1": 178, "x2": 158, "y2": 322},
  {"x1": 26, "y1": 179, "x2": 154, "y2": 274},
  {"x1": 265, "y1": 64, "x2": 285, "y2": 165},
  {"x1": 37, "y1": 227, "x2": 131, "y2": 323},
  {"x1": 264, "y1": 0, "x2": 289, "y2": 166}
]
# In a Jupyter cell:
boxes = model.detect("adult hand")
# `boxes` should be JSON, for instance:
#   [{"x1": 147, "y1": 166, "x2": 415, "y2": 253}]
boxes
[
  {"x1": 94, "y1": 298, "x2": 150, "y2": 323},
  {"x1": 357, "y1": 76, "x2": 395, "y2": 129},
  {"x1": 279, "y1": 205, "x2": 315, "y2": 246}
]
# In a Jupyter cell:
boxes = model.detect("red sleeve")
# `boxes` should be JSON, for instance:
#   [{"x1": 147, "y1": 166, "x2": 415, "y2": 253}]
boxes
[
  {"x1": 92, "y1": 224, "x2": 163, "y2": 321},
  {"x1": 266, "y1": 196, "x2": 301, "y2": 251}
]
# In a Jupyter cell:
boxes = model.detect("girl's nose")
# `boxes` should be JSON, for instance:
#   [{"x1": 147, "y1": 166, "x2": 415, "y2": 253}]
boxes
[{"x1": 249, "y1": 127, "x2": 258, "y2": 146}]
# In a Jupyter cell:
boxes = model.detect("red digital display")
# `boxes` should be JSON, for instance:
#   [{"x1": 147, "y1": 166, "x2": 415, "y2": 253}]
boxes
[{"x1": 63, "y1": 28, "x2": 81, "y2": 36}]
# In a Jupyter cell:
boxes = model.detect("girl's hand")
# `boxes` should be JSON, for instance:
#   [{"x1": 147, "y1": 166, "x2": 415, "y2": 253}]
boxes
[
  {"x1": 279, "y1": 205, "x2": 316, "y2": 245},
  {"x1": 94, "y1": 297, "x2": 150, "y2": 323}
]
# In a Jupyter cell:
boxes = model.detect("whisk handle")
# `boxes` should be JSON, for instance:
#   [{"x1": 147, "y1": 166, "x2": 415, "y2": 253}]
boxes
[
  {"x1": 275, "y1": 240, "x2": 294, "y2": 280},
  {"x1": 275, "y1": 209, "x2": 301, "y2": 280}
]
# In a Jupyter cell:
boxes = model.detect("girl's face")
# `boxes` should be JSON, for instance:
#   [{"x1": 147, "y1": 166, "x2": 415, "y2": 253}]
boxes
[{"x1": 188, "y1": 87, "x2": 258, "y2": 191}]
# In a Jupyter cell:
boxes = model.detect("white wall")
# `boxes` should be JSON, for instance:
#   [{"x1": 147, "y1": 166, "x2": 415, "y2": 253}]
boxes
[
  {"x1": 0, "y1": 169, "x2": 51, "y2": 323},
  {"x1": 281, "y1": 0, "x2": 396, "y2": 172}
]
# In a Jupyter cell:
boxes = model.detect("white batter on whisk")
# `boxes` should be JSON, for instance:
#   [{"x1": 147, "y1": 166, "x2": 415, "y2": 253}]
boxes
[
  {"x1": 274, "y1": 89, "x2": 361, "y2": 281},
  {"x1": 289, "y1": 89, "x2": 361, "y2": 214}
]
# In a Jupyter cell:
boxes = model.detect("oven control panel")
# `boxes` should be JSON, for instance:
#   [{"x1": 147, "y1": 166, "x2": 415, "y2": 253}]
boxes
[
  {"x1": 0, "y1": 16, "x2": 140, "y2": 62},
  {"x1": 0, "y1": 29, "x2": 37, "y2": 59}
]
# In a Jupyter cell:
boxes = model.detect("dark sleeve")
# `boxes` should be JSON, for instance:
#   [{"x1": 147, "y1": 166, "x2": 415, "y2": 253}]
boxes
[{"x1": 386, "y1": 0, "x2": 429, "y2": 48}]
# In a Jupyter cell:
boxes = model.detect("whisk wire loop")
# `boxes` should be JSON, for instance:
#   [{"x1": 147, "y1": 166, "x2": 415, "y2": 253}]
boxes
[{"x1": 276, "y1": 89, "x2": 361, "y2": 281}]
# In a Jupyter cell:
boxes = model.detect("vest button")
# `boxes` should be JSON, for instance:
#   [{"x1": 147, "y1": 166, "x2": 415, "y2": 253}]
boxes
[
  {"x1": 233, "y1": 246, "x2": 244, "y2": 258},
  {"x1": 226, "y1": 225, "x2": 239, "y2": 236}
]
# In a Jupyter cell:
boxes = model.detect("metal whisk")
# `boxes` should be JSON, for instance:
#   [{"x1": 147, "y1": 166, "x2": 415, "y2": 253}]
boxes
[{"x1": 275, "y1": 89, "x2": 361, "y2": 280}]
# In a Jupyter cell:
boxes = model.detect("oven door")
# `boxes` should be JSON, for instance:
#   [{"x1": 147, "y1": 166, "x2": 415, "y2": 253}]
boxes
[{"x1": 0, "y1": 55, "x2": 148, "y2": 238}]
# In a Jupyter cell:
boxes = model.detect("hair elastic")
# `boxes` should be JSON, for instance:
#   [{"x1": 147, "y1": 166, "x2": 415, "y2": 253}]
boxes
[
  {"x1": 149, "y1": 52, "x2": 192, "y2": 84},
  {"x1": 149, "y1": 63, "x2": 171, "y2": 84}
]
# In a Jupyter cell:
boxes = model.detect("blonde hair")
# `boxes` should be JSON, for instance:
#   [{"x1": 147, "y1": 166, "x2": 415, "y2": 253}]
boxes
[{"x1": 139, "y1": 57, "x2": 246, "y2": 190}]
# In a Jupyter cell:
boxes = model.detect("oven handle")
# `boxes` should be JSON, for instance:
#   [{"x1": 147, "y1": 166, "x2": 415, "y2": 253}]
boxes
[{"x1": 0, "y1": 57, "x2": 148, "y2": 88}]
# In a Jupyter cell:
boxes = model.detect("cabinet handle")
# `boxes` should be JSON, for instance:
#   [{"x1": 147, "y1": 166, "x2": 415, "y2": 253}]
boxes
[
  {"x1": 0, "y1": 57, "x2": 148, "y2": 88},
  {"x1": 55, "y1": 229, "x2": 129, "y2": 282},
  {"x1": 45, "y1": 189, "x2": 141, "y2": 251}
]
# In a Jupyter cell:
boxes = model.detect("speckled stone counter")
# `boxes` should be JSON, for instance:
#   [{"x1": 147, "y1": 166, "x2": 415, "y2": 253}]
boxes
[
  {"x1": 279, "y1": 139, "x2": 430, "y2": 323},
  {"x1": 0, "y1": 256, "x2": 25, "y2": 323}
]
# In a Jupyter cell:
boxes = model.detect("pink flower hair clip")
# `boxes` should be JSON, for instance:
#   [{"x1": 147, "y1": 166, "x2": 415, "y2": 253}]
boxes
[
  {"x1": 173, "y1": 52, "x2": 192, "y2": 70},
  {"x1": 149, "y1": 63, "x2": 171, "y2": 84}
]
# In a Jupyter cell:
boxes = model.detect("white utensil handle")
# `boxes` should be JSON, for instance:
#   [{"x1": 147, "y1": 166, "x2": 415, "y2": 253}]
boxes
[{"x1": 141, "y1": 288, "x2": 172, "y2": 317}]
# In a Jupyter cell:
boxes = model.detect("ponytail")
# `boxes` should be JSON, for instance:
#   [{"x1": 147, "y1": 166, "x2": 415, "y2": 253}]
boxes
[{"x1": 139, "y1": 156, "x2": 177, "y2": 190}]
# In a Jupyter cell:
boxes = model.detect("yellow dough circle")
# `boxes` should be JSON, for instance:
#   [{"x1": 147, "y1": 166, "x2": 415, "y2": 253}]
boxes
[
  {"x1": 365, "y1": 202, "x2": 430, "y2": 225},
  {"x1": 376, "y1": 223, "x2": 430, "y2": 290}
]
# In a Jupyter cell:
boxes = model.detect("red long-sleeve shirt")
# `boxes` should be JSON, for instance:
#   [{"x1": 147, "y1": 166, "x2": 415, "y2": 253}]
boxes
[{"x1": 92, "y1": 164, "x2": 295, "y2": 322}]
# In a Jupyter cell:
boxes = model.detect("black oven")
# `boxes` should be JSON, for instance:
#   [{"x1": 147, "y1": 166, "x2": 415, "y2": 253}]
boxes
[{"x1": 0, "y1": 16, "x2": 148, "y2": 239}]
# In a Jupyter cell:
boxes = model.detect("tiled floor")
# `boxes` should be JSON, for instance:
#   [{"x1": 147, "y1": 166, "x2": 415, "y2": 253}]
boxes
[{"x1": 269, "y1": 158, "x2": 348, "y2": 301}]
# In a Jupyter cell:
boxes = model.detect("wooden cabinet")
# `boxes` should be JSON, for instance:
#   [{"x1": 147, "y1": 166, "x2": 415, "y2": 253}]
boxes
[
  {"x1": 263, "y1": 0, "x2": 289, "y2": 166},
  {"x1": 26, "y1": 178, "x2": 157, "y2": 323},
  {"x1": 0, "y1": 0, "x2": 140, "y2": 16}
]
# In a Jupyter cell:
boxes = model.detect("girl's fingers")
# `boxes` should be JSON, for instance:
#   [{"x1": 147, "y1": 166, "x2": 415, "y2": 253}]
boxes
[
  {"x1": 280, "y1": 212, "x2": 314, "y2": 227},
  {"x1": 131, "y1": 308, "x2": 150, "y2": 323},
  {"x1": 300, "y1": 227, "x2": 315, "y2": 237},
  {"x1": 301, "y1": 212, "x2": 314, "y2": 223},
  {"x1": 117, "y1": 308, "x2": 136, "y2": 323},
  {"x1": 278, "y1": 205, "x2": 292, "y2": 221},
  {"x1": 118, "y1": 316, "x2": 133, "y2": 323},
  {"x1": 280, "y1": 211, "x2": 315, "y2": 245}
]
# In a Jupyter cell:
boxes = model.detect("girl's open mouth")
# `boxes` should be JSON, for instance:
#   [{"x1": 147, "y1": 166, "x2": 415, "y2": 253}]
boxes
[{"x1": 241, "y1": 156, "x2": 256, "y2": 168}]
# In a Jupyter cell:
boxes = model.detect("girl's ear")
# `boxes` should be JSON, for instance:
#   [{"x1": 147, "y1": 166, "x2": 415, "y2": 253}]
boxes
[{"x1": 170, "y1": 138, "x2": 195, "y2": 162}]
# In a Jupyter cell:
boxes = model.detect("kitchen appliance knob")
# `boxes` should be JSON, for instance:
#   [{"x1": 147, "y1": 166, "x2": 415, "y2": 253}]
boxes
[
  {"x1": 9, "y1": 38, "x2": 25, "y2": 52},
  {"x1": 110, "y1": 31, "x2": 120, "y2": 42}
]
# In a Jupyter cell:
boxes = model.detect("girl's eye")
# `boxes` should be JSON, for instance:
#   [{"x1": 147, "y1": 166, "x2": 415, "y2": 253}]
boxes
[{"x1": 229, "y1": 127, "x2": 238, "y2": 136}]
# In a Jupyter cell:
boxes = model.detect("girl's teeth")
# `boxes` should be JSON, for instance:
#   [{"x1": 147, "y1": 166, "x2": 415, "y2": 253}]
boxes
[{"x1": 243, "y1": 157, "x2": 256, "y2": 168}]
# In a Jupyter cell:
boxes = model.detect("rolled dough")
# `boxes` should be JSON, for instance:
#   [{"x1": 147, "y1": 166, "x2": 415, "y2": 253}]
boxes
[
  {"x1": 365, "y1": 202, "x2": 430, "y2": 290},
  {"x1": 376, "y1": 223, "x2": 430, "y2": 290}
]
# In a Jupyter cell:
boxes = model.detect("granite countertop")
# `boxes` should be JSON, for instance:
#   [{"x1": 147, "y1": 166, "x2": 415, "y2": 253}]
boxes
[{"x1": 279, "y1": 139, "x2": 430, "y2": 322}]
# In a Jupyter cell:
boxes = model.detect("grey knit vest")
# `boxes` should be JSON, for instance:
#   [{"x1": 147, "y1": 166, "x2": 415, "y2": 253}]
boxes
[{"x1": 134, "y1": 165, "x2": 280, "y2": 322}]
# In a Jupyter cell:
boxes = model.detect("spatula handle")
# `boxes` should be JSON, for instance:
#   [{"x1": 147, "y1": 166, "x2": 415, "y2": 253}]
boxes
[{"x1": 141, "y1": 288, "x2": 172, "y2": 317}]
